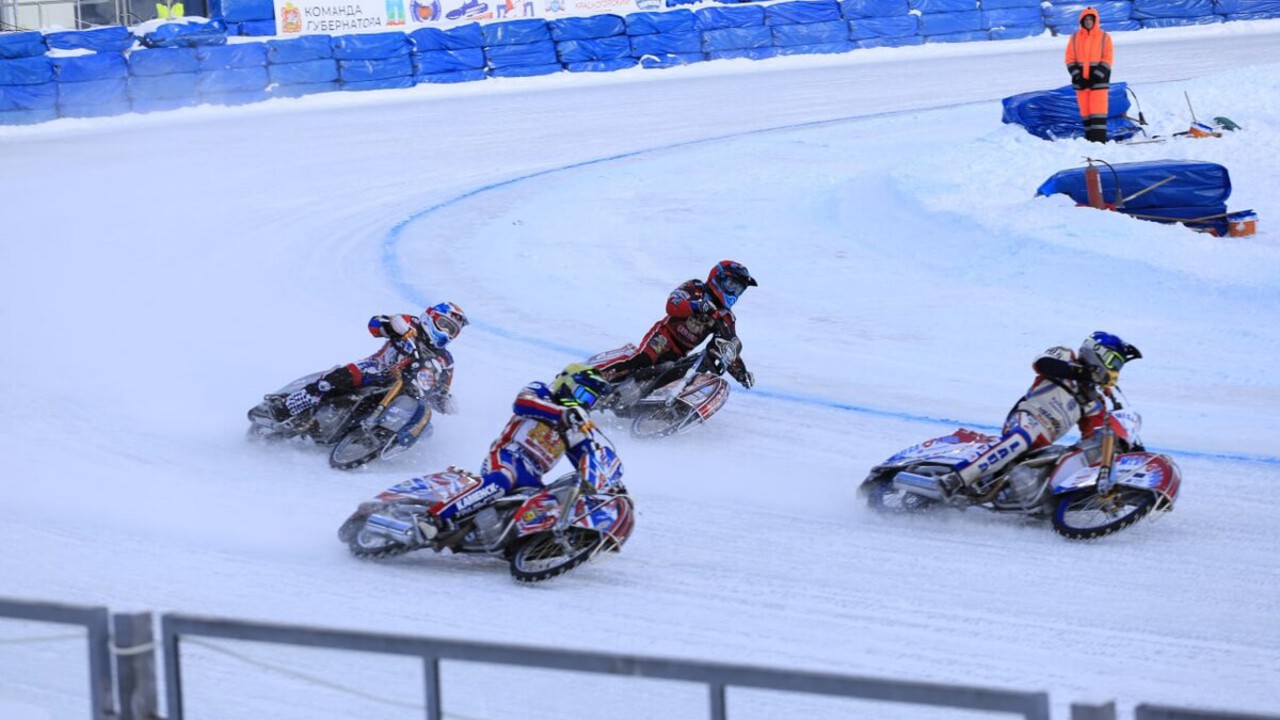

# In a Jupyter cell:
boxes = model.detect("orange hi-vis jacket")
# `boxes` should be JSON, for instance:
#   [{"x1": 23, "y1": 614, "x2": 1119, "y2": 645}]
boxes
[{"x1": 1064, "y1": 7, "x2": 1113, "y2": 83}]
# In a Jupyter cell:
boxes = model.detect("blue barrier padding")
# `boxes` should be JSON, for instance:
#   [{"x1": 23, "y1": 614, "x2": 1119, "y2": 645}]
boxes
[
  {"x1": 1043, "y1": 1, "x2": 1131, "y2": 26},
  {"x1": 58, "y1": 99, "x2": 131, "y2": 117},
  {"x1": 128, "y1": 72, "x2": 198, "y2": 99},
  {"x1": 625, "y1": 10, "x2": 696, "y2": 35},
  {"x1": 2, "y1": 107, "x2": 60, "y2": 123},
  {"x1": 1132, "y1": 0, "x2": 1214, "y2": 17},
  {"x1": 488, "y1": 62, "x2": 560, "y2": 77},
  {"x1": 410, "y1": 22, "x2": 484, "y2": 50},
  {"x1": 708, "y1": 46, "x2": 780, "y2": 60},
  {"x1": 1227, "y1": 9, "x2": 1280, "y2": 17},
  {"x1": 0, "y1": 31, "x2": 47, "y2": 59},
  {"x1": 1002, "y1": 83, "x2": 1137, "y2": 140},
  {"x1": 56, "y1": 77, "x2": 128, "y2": 104},
  {"x1": 131, "y1": 95, "x2": 199, "y2": 112},
  {"x1": 630, "y1": 30, "x2": 702, "y2": 54},
  {"x1": 201, "y1": 88, "x2": 270, "y2": 104},
  {"x1": 140, "y1": 20, "x2": 229, "y2": 48},
  {"x1": 919, "y1": 10, "x2": 983, "y2": 33},
  {"x1": 556, "y1": 36, "x2": 632, "y2": 62},
  {"x1": 331, "y1": 32, "x2": 412, "y2": 60},
  {"x1": 268, "y1": 58, "x2": 339, "y2": 83},
  {"x1": 908, "y1": 0, "x2": 975, "y2": 11},
  {"x1": 1141, "y1": 15, "x2": 1223, "y2": 26},
  {"x1": 924, "y1": 28, "x2": 989, "y2": 41},
  {"x1": 638, "y1": 51, "x2": 702, "y2": 67},
  {"x1": 415, "y1": 68, "x2": 487, "y2": 83},
  {"x1": 772, "y1": 20, "x2": 849, "y2": 45},
  {"x1": 45, "y1": 27, "x2": 136, "y2": 53},
  {"x1": 848, "y1": 14, "x2": 918, "y2": 38},
  {"x1": 564, "y1": 57, "x2": 636, "y2": 72},
  {"x1": 338, "y1": 55, "x2": 413, "y2": 81},
  {"x1": 989, "y1": 23, "x2": 1044, "y2": 39},
  {"x1": 267, "y1": 35, "x2": 334, "y2": 62},
  {"x1": 978, "y1": 0, "x2": 1039, "y2": 7},
  {"x1": 853, "y1": 34, "x2": 924, "y2": 47},
  {"x1": 209, "y1": 0, "x2": 275, "y2": 21},
  {"x1": 839, "y1": 0, "x2": 909, "y2": 17},
  {"x1": 1048, "y1": 18, "x2": 1141, "y2": 33},
  {"x1": 0, "y1": 56, "x2": 54, "y2": 85},
  {"x1": 775, "y1": 39, "x2": 853, "y2": 54},
  {"x1": 52, "y1": 52, "x2": 129, "y2": 82},
  {"x1": 340, "y1": 74, "x2": 414, "y2": 89},
  {"x1": 484, "y1": 39, "x2": 558, "y2": 67},
  {"x1": 702, "y1": 25, "x2": 773, "y2": 51},
  {"x1": 197, "y1": 65, "x2": 269, "y2": 92},
  {"x1": 695, "y1": 5, "x2": 765, "y2": 29},
  {"x1": 482, "y1": 18, "x2": 551, "y2": 45},
  {"x1": 0, "y1": 81, "x2": 58, "y2": 110},
  {"x1": 1216, "y1": 0, "x2": 1280, "y2": 11},
  {"x1": 268, "y1": 79, "x2": 340, "y2": 95},
  {"x1": 129, "y1": 46, "x2": 200, "y2": 75},
  {"x1": 236, "y1": 19, "x2": 278, "y2": 36},
  {"x1": 983, "y1": 7, "x2": 1042, "y2": 27},
  {"x1": 413, "y1": 47, "x2": 486, "y2": 72},
  {"x1": 198, "y1": 42, "x2": 267, "y2": 69},
  {"x1": 549, "y1": 15, "x2": 625, "y2": 40},
  {"x1": 766, "y1": 0, "x2": 841, "y2": 24}
]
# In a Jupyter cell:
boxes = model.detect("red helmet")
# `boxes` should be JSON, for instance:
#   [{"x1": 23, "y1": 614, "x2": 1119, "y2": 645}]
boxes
[{"x1": 705, "y1": 260, "x2": 757, "y2": 308}]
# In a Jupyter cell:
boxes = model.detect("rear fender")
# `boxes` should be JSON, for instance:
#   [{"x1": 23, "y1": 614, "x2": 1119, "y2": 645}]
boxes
[
  {"x1": 375, "y1": 468, "x2": 479, "y2": 506},
  {"x1": 586, "y1": 343, "x2": 639, "y2": 367},
  {"x1": 882, "y1": 429, "x2": 999, "y2": 466}
]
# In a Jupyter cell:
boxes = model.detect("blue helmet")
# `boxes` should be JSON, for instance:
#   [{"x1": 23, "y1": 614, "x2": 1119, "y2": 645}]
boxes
[
  {"x1": 1079, "y1": 331, "x2": 1141, "y2": 385},
  {"x1": 706, "y1": 260, "x2": 758, "y2": 309},
  {"x1": 421, "y1": 302, "x2": 468, "y2": 348}
]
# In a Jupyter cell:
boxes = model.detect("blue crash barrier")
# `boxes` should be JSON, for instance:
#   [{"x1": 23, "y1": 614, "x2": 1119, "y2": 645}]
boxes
[{"x1": 2, "y1": 0, "x2": 1279, "y2": 125}]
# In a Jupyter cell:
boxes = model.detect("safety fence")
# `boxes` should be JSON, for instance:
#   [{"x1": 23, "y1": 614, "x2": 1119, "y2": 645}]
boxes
[
  {"x1": 4, "y1": 0, "x2": 1280, "y2": 126},
  {"x1": 3, "y1": 596, "x2": 1278, "y2": 720}
]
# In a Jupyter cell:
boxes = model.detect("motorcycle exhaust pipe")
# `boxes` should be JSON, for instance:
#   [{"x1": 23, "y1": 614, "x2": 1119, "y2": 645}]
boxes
[
  {"x1": 892, "y1": 471, "x2": 945, "y2": 500},
  {"x1": 366, "y1": 513, "x2": 418, "y2": 541}
]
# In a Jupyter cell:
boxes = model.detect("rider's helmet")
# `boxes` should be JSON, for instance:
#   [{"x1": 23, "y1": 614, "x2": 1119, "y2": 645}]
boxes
[
  {"x1": 706, "y1": 260, "x2": 758, "y2": 309},
  {"x1": 551, "y1": 363, "x2": 613, "y2": 410},
  {"x1": 421, "y1": 302, "x2": 469, "y2": 348},
  {"x1": 1079, "y1": 331, "x2": 1142, "y2": 386}
]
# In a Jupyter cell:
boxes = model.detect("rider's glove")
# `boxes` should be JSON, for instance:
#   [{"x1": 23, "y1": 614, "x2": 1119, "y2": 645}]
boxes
[
  {"x1": 1085, "y1": 364, "x2": 1110, "y2": 386},
  {"x1": 429, "y1": 391, "x2": 457, "y2": 415},
  {"x1": 388, "y1": 314, "x2": 416, "y2": 339},
  {"x1": 729, "y1": 362, "x2": 754, "y2": 389},
  {"x1": 690, "y1": 298, "x2": 713, "y2": 314},
  {"x1": 562, "y1": 405, "x2": 590, "y2": 429}
]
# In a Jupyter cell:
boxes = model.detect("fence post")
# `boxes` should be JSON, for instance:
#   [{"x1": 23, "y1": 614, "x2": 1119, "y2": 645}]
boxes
[
  {"x1": 113, "y1": 613, "x2": 159, "y2": 720},
  {"x1": 1073, "y1": 701, "x2": 1117, "y2": 720}
]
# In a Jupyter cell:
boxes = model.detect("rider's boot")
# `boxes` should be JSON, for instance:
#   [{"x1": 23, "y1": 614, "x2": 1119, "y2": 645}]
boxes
[{"x1": 938, "y1": 472, "x2": 971, "y2": 500}]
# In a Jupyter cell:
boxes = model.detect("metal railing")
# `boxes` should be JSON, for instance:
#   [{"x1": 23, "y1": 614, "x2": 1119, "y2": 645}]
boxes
[{"x1": 0, "y1": 597, "x2": 113, "y2": 720}]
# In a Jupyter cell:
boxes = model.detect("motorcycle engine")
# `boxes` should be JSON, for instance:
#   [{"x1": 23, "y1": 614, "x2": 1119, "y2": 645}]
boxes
[{"x1": 1002, "y1": 463, "x2": 1050, "y2": 507}]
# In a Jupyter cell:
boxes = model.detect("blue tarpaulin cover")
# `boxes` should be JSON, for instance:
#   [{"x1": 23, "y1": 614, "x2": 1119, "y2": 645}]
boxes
[
  {"x1": 1043, "y1": 1, "x2": 1131, "y2": 26},
  {"x1": 484, "y1": 40, "x2": 558, "y2": 68},
  {"x1": 908, "y1": 0, "x2": 976, "y2": 11},
  {"x1": 52, "y1": 52, "x2": 129, "y2": 82},
  {"x1": 556, "y1": 36, "x2": 632, "y2": 62},
  {"x1": 267, "y1": 36, "x2": 334, "y2": 63},
  {"x1": 197, "y1": 66, "x2": 269, "y2": 93},
  {"x1": 129, "y1": 71, "x2": 198, "y2": 99},
  {"x1": 549, "y1": 15, "x2": 626, "y2": 40},
  {"x1": 0, "y1": 31, "x2": 47, "y2": 59},
  {"x1": 410, "y1": 23, "x2": 484, "y2": 50},
  {"x1": 701, "y1": 26, "x2": 773, "y2": 51},
  {"x1": 695, "y1": 5, "x2": 765, "y2": 29},
  {"x1": 772, "y1": 20, "x2": 849, "y2": 45},
  {"x1": 1001, "y1": 83, "x2": 1139, "y2": 141},
  {"x1": 128, "y1": 47, "x2": 200, "y2": 76},
  {"x1": 626, "y1": 10, "x2": 697, "y2": 35},
  {"x1": 268, "y1": 58, "x2": 339, "y2": 84},
  {"x1": 139, "y1": 20, "x2": 229, "y2": 49},
  {"x1": 57, "y1": 77, "x2": 128, "y2": 105},
  {"x1": 331, "y1": 32, "x2": 412, "y2": 60},
  {"x1": 0, "y1": 56, "x2": 54, "y2": 85},
  {"x1": 198, "y1": 43, "x2": 267, "y2": 69},
  {"x1": 482, "y1": 19, "x2": 551, "y2": 46},
  {"x1": 839, "y1": 0, "x2": 909, "y2": 17},
  {"x1": 46, "y1": 27, "x2": 136, "y2": 53},
  {"x1": 1036, "y1": 160, "x2": 1238, "y2": 234},
  {"x1": 1132, "y1": 0, "x2": 1214, "y2": 17},
  {"x1": 338, "y1": 56, "x2": 412, "y2": 82},
  {"x1": 413, "y1": 48, "x2": 486, "y2": 73},
  {"x1": 849, "y1": 15, "x2": 918, "y2": 38},
  {"x1": 766, "y1": 0, "x2": 842, "y2": 24},
  {"x1": 918, "y1": 10, "x2": 983, "y2": 33},
  {"x1": 0, "y1": 81, "x2": 57, "y2": 110},
  {"x1": 631, "y1": 30, "x2": 702, "y2": 54},
  {"x1": 1215, "y1": 0, "x2": 1280, "y2": 11}
]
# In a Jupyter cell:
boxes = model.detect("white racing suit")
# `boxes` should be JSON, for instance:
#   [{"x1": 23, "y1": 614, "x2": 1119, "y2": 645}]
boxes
[{"x1": 953, "y1": 346, "x2": 1106, "y2": 488}]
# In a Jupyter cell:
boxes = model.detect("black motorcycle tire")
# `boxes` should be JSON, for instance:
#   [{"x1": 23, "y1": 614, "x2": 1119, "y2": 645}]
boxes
[
  {"x1": 340, "y1": 512, "x2": 417, "y2": 559},
  {"x1": 508, "y1": 528, "x2": 603, "y2": 583},
  {"x1": 329, "y1": 427, "x2": 389, "y2": 470},
  {"x1": 629, "y1": 405, "x2": 696, "y2": 439},
  {"x1": 861, "y1": 474, "x2": 941, "y2": 514},
  {"x1": 1051, "y1": 487, "x2": 1155, "y2": 540}
]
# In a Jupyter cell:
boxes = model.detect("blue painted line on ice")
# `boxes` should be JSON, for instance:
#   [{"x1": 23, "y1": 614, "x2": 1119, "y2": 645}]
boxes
[{"x1": 378, "y1": 111, "x2": 1280, "y2": 468}]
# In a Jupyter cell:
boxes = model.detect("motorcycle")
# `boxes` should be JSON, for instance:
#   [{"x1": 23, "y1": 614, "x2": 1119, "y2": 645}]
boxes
[
  {"x1": 588, "y1": 329, "x2": 741, "y2": 440},
  {"x1": 247, "y1": 351, "x2": 443, "y2": 470},
  {"x1": 859, "y1": 388, "x2": 1181, "y2": 540},
  {"x1": 337, "y1": 421, "x2": 635, "y2": 583}
]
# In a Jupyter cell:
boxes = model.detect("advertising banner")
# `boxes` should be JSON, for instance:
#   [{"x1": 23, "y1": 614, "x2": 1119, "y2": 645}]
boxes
[{"x1": 274, "y1": 0, "x2": 668, "y2": 36}]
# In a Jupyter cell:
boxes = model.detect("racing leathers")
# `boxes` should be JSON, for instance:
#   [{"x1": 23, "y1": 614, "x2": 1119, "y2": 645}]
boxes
[
  {"x1": 593, "y1": 279, "x2": 754, "y2": 389},
  {"x1": 430, "y1": 382, "x2": 593, "y2": 524},
  {"x1": 949, "y1": 346, "x2": 1108, "y2": 491}
]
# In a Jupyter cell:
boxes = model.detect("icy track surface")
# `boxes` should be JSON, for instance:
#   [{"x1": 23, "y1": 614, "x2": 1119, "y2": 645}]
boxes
[{"x1": 2, "y1": 20, "x2": 1280, "y2": 720}]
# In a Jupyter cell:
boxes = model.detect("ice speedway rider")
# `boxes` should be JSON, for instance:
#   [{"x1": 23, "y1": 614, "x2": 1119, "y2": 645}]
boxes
[
  {"x1": 415, "y1": 363, "x2": 613, "y2": 538},
  {"x1": 937, "y1": 331, "x2": 1142, "y2": 499},
  {"x1": 593, "y1": 260, "x2": 759, "y2": 390},
  {"x1": 269, "y1": 302, "x2": 469, "y2": 424}
]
